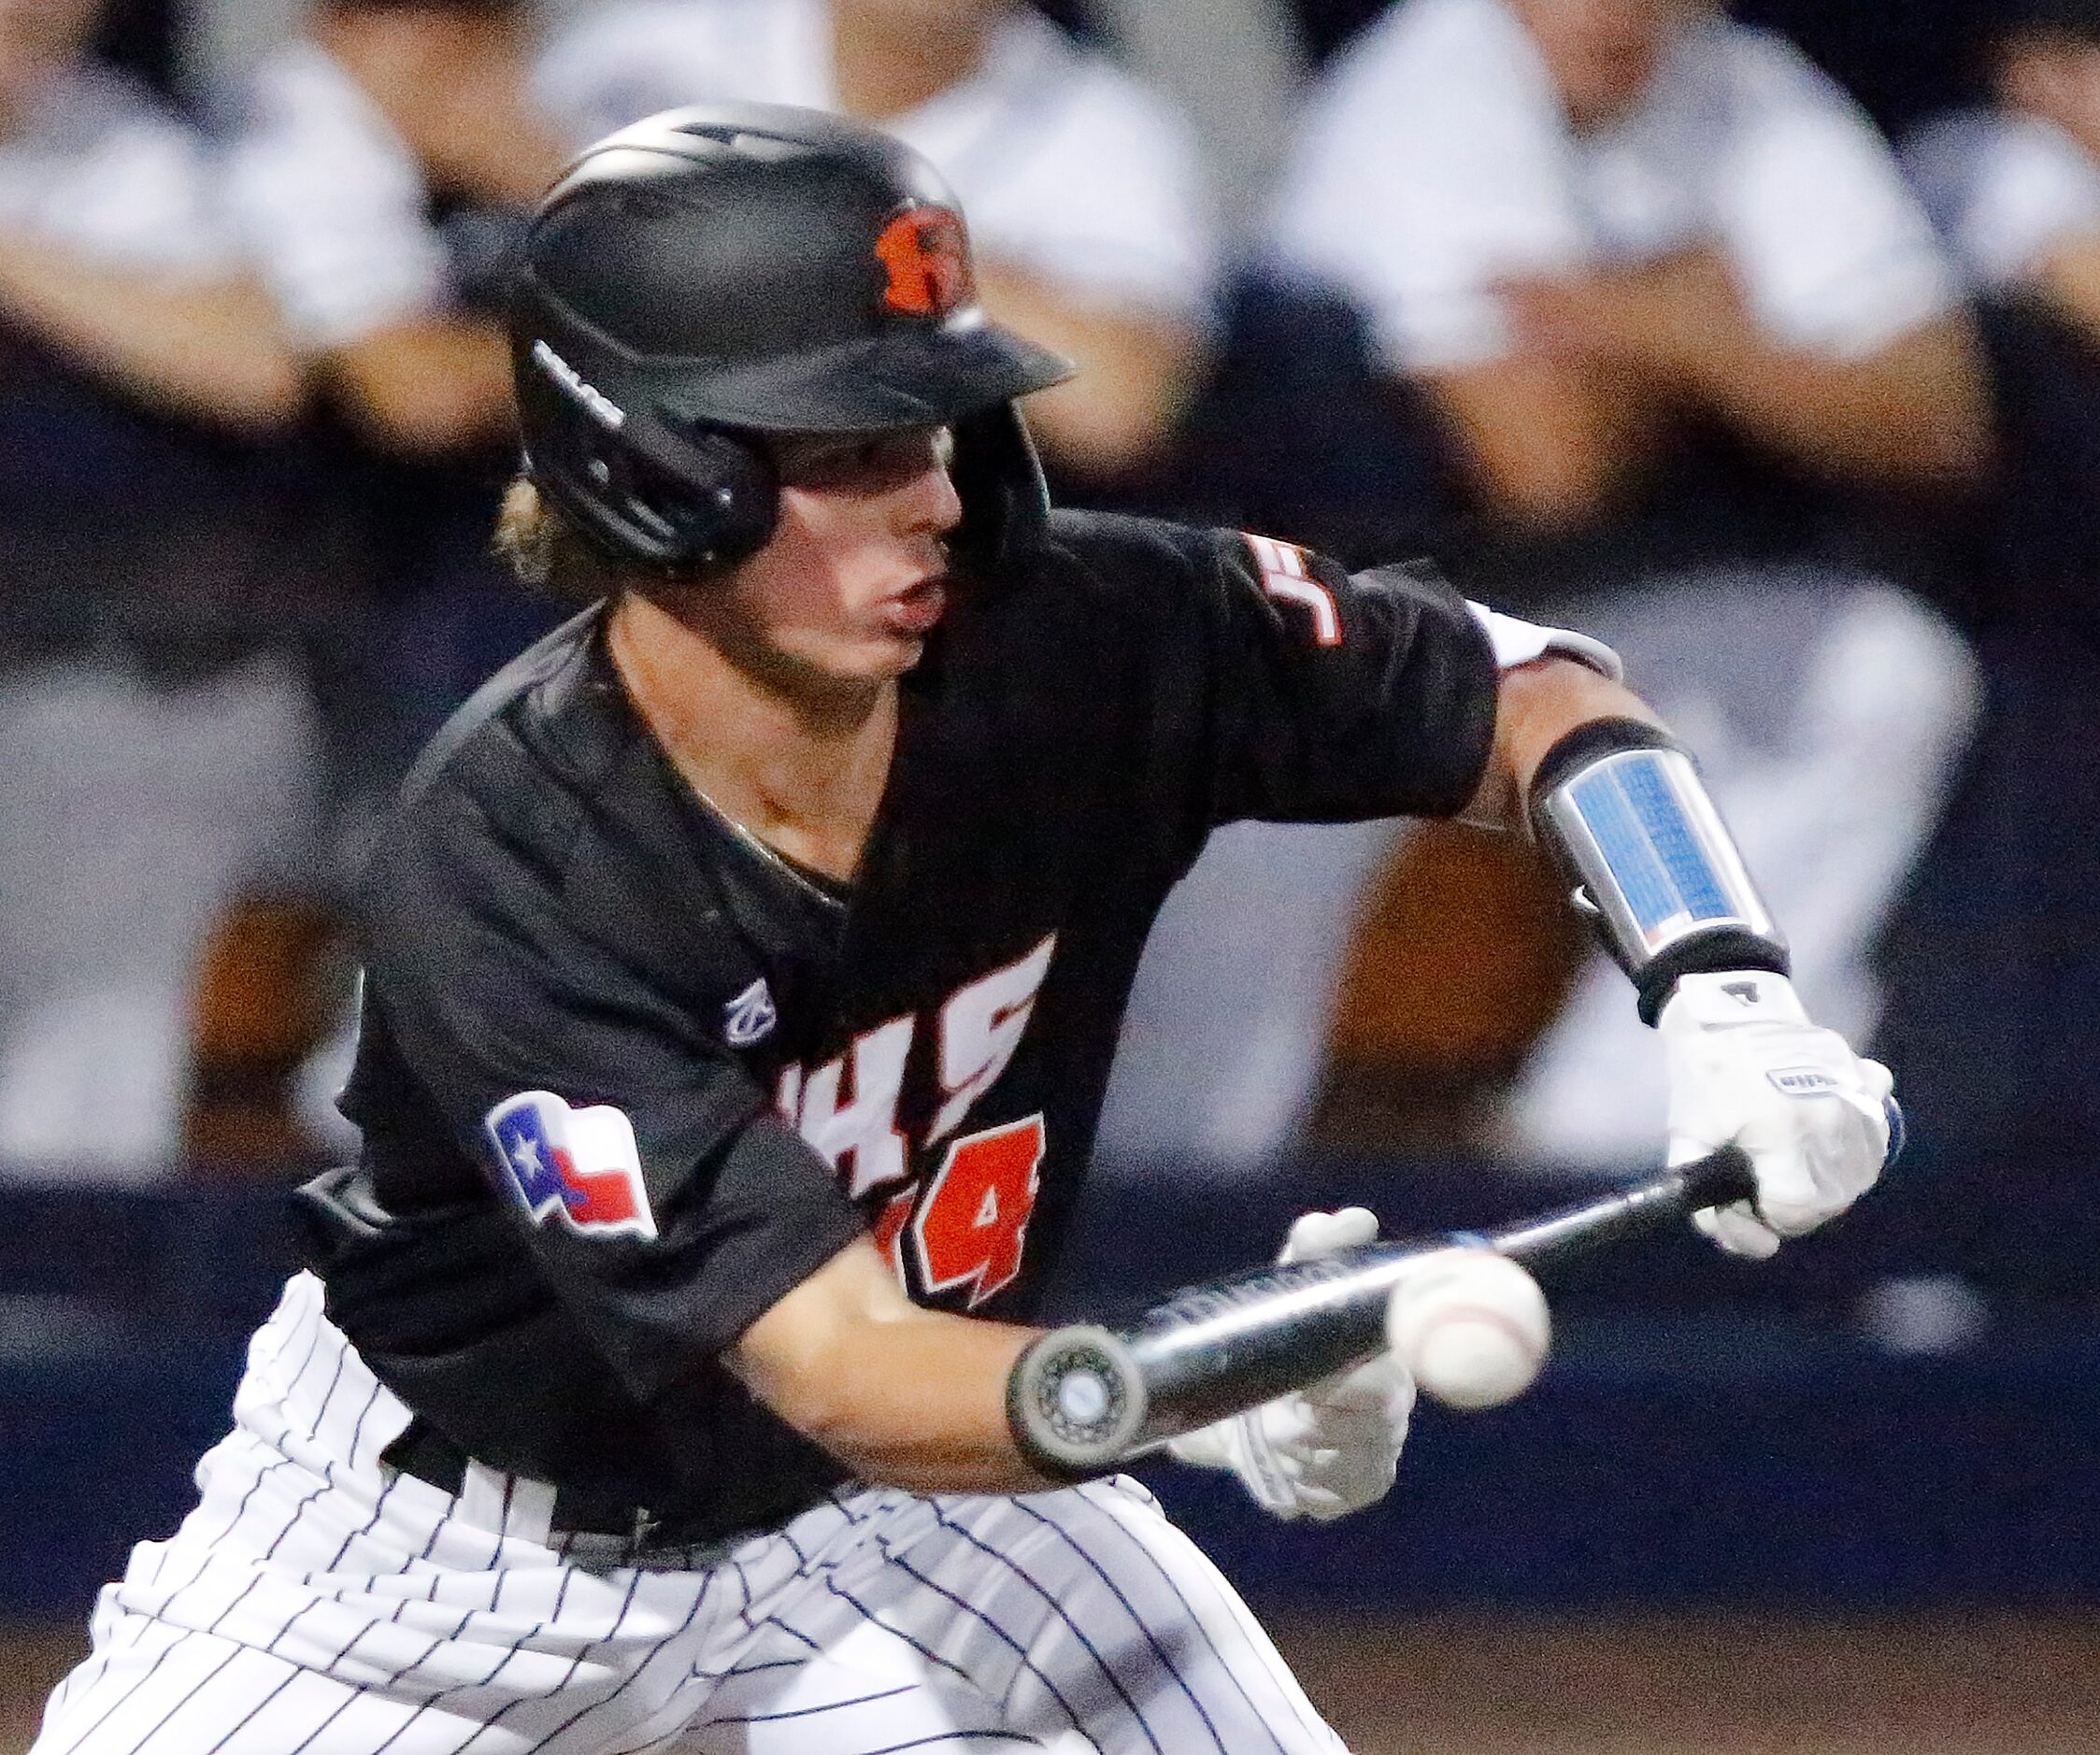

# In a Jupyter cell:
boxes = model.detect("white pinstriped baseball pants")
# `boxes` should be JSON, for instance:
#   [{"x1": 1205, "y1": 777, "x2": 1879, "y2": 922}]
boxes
[{"x1": 33, "y1": 1275, "x2": 1347, "y2": 1755}]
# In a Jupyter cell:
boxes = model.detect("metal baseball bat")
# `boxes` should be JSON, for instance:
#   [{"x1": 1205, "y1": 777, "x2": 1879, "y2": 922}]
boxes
[{"x1": 1008, "y1": 1143, "x2": 1757, "y2": 1477}]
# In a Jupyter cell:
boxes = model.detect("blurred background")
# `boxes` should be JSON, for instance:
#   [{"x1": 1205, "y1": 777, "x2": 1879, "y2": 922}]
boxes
[{"x1": 5, "y1": 0, "x2": 2100, "y2": 1748}]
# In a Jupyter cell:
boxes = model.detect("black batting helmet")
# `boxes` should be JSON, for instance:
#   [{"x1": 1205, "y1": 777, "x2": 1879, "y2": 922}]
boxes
[{"x1": 509, "y1": 103, "x2": 1074, "y2": 575}]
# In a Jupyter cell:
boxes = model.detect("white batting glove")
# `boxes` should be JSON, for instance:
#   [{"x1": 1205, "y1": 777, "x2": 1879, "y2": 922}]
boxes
[
  {"x1": 1660, "y1": 972, "x2": 1896, "y2": 1260},
  {"x1": 1165, "y1": 1207, "x2": 1416, "y2": 1521}
]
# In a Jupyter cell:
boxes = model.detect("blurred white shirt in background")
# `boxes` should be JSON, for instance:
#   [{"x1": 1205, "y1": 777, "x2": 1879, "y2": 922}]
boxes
[
  {"x1": 1904, "y1": 108, "x2": 2100, "y2": 292},
  {"x1": 532, "y1": 0, "x2": 1218, "y2": 321},
  {"x1": 222, "y1": 42, "x2": 454, "y2": 351},
  {"x1": 1271, "y1": 0, "x2": 1958, "y2": 370},
  {"x1": 0, "y1": 61, "x2": 235, "y2": 274}
]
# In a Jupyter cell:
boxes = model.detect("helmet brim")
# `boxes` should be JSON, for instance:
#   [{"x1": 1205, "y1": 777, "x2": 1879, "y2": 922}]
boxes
[{"x1": 669, "y1": 315, "x2": 1075, "y2": 435}]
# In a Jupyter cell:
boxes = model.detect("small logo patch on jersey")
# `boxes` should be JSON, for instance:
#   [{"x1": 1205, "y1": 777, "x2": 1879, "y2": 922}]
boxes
[
  {"x1": 1242, "y1": 533, "x2": 1342, "y2": 646},
  {"x1": 1768, "y1": 1066, "x2": 1841, "y2": 1098},
  {"x1": 723, "y1": 977, "x2": 778, "y2": 1048},
  {"x1": 484, "y1": 1092, "x2": 657, "y2": 1239}
]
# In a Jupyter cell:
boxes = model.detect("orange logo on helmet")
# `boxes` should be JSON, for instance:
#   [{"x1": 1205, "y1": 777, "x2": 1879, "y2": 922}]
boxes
[{"x1": 876, "y1": 207, "x2": 972, "y2": 317}]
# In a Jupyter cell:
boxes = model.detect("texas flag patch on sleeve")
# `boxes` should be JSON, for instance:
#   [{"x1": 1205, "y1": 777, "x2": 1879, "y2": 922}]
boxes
[{"x1": 483, "y1": 1092, "x2": 658, "y2": 1240}]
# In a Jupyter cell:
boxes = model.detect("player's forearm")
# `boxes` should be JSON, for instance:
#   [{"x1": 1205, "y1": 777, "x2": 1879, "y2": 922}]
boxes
[
  {"x1": 1463, "y1": 654, "x2": 1664, "y2": 830},
  {"x1": 796, "y1": 1310, "x2": 1050, "y2": 1494},
  {"x1": 1652, "y1": 312, "x2": 1993, "y2": 490},
  {"x1": 729, "y1": 1237, "x2": 1056, "y2": 1494},
  {"x1": 0, "y1": 237, "x2": 304, "y2": 431}
]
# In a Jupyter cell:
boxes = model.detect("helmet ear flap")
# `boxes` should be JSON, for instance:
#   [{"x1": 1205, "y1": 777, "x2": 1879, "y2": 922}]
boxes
[
  {"x1": 619, "y1": 416, "x2": 779, "y2": 572},
  {"x1": 523, "y1": 389, "x2": 780, "y2": 577},
  {"x1": 950, "y1": 404, "x2": 1050, "y2": 575}
]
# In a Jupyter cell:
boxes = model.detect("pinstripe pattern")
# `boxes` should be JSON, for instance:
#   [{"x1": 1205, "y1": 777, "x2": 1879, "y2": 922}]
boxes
[{"x1": 33, "y1": 1276, "x2": 1347, "y2": 1755}]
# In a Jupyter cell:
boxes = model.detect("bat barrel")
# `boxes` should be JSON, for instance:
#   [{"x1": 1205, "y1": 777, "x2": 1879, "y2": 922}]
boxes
[
  {"x1": 1007, "y1": 1143, "x2": 1761, "y2": 1478},
  {"x1": 1006, "y1": 1325, "x2": 1150, "y2": 1477},
  {"x1": 1120, "y1": 1261, "x2": 1413, "y2": 1440}
]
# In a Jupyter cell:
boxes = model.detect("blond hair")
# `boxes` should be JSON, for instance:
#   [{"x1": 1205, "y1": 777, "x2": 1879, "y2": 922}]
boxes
[{"x1": 493, "y1": 476, "x2": 625, "y2": 603}]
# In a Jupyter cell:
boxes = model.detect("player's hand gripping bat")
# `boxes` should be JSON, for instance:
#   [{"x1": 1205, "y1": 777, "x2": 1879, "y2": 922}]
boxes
[{"x1": 1007, "y1": 1145, "x2": 1756, "y2": 1478}]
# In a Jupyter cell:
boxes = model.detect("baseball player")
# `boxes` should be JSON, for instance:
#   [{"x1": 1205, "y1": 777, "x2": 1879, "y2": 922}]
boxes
[{"x1": 34, "y1": 105, "x2": 1895, "y2": 1755}]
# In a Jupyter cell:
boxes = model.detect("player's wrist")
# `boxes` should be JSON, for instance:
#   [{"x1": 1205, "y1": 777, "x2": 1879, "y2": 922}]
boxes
[
  {"x1": 1659, "y1": 970, "x2": 1807, "y2": 1032},
  {"x1": 1527, "y1": 717, "x2": 1789, "y2": 1024},
  {"x1": 1631, "y1": 934, "x2": 1793, "y2": 1027}
]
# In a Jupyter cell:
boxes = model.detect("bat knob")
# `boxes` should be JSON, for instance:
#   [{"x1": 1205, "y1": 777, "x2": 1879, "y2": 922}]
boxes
[
  {"x1": 1678, "y1": 1141, "x2": 1757, "y2": 1212},
  {"x1": 1007, "y1": 1325, "x2": 1148, "y2": 1480},
  {"x1": 1678, "y1": 1096, "x2": 1903, "y2": 1216}
]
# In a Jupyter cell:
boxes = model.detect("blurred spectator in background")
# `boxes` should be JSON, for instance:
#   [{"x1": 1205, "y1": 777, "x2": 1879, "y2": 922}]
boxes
[
  {"x1": 0, "y1": 0, "x2": 318, "y2": 1176},
  {"x1": 1900, "y1": 0, "x2": 2100, "y2": 650},
  {"x1": 221, "y1": 0, "x2": 575, "y2": 1154},
  {"x1": 227, "y1": 0, "x2": 563, "y2": 458},
  {"x1": 224, "y1": 0, "x2": 570, "y2": 837},
  {"x1": 1906, "y1": 0, "x2": 2100, "y2": 346},
  {"x1": 1278, "y1": 0, "x2": 1989, "y2": 537},
  {"x1": 533, "y1": 0, "x2": 1220, "y2": 488},
  {"x1": 1111, "y1": 0, "x2": 1993, "y2": 1172}
]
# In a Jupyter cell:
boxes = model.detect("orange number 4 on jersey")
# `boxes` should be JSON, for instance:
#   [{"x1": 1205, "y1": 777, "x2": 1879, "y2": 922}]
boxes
[{"x1": 910, "y1": 1114, "x2": 1047, "y2": 1306}]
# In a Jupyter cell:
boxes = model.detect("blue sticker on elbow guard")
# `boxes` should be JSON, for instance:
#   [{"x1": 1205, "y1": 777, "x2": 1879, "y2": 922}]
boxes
[{"x1": 1573, "y1": 765, "x2": 1733, "y2": 933}]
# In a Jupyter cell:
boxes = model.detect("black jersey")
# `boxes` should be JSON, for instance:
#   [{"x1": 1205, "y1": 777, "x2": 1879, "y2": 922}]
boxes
[{"x1": 302, "y1": 510, "x2": 1497, "y2": 1540}]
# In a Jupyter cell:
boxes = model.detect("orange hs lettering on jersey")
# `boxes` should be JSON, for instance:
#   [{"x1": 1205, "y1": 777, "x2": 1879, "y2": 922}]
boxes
[{"x1": 775, "y1": 936, "x2": 1057, "y2": 1306}]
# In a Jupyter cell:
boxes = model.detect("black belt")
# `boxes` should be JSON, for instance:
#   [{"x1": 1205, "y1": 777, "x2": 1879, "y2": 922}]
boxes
[{"x1": 381, "y1": 1416, "x2": 680, "y2": 1547}]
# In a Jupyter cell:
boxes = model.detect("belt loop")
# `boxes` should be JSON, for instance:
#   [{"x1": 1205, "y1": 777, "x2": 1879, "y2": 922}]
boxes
[
  {"x1": 507, "y1": 1475, "x2": 558, "y2": 1548},
  {"x1": 457, "y1": 1459, "x2": 512, "y2": 1534}
]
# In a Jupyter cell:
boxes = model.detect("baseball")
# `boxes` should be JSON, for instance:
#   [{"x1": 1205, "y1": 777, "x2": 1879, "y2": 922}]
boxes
[{"x1": 1385, "y1": 1248, "x2": 1551, "y2": 1410}]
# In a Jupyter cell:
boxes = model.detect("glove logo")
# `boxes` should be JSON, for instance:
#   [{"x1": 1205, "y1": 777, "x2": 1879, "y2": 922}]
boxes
[
  {"x1": 1722, "y1": 980, "x2": 1764, "y2": 1005},
  {"x1": 1767, "y1": 1065, "x2": 1842, "y2": 1097},
  {"x1": 484, "y1": 1092, "x2": 657, "y2": 1240}
]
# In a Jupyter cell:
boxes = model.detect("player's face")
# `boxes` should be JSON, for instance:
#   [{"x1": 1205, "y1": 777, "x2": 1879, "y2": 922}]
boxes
[
  {"x1": 721, "y1": 426, "x2": 964, "y2": 689},
  {"x1": 1512, "y1": 0, "x2": 1712, "y2": 129}
]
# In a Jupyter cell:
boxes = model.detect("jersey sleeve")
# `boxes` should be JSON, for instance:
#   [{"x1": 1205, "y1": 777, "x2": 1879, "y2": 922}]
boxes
[
  {"x1": 347, "y1": 764, "x2": 865, "y2": 1405},
  {"x1": 1165, "y1": 528, "x2": 1500, "y2": 834}
]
